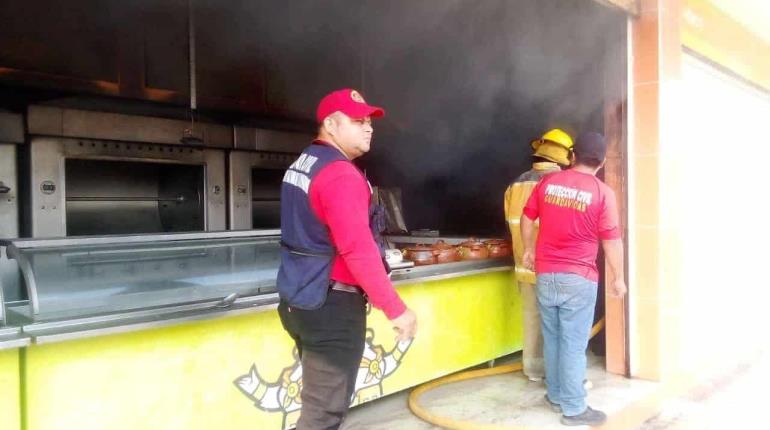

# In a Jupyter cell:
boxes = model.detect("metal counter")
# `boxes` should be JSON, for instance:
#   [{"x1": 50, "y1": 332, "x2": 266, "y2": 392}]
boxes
[
  {"x1": 0, "y1": 326, "x2": 28, "y2": 350},
  {"x1": 0, "y1": 297, "x2": 28, "y2": 351},
  {"x1": 1, "y1": 230, "x2": 282, "y2": 344},
  {"x1": 391, "y1": 258, "x2": 510, "y2": 285},
  {"x1": 1, "y1": 231, "x2": 510, "y2": 344}
]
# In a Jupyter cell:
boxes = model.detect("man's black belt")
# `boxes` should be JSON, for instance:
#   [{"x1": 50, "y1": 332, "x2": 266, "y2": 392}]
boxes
[
  {"x1": 280, "y1": 241, "x2": 335, "y2": 257},
  {"x1": 329, "y1": 280, "x2": 364, "y2": 295}
]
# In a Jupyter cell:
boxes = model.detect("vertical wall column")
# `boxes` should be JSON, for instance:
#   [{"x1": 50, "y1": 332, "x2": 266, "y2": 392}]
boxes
[
  {"x1": 628, "y1": 0, "x2": 683, "y2": 381},
  {"x1": 603, "y1": 24, "x2": 629, "y2": 376}
]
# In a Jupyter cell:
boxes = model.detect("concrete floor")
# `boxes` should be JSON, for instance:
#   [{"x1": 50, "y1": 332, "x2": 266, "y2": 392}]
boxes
[
  {"x1": 341, "y1": 349, "x2": 770, "y2": 430},
  {"x1": 342, "y1": 353, "x2": 660, "y2": 430},
  {"x1": 637, "y1": 349, "x2": 769, "y2": 430}
]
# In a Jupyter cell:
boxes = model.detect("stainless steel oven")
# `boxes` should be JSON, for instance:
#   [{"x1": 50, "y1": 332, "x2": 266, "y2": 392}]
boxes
[
  {"x1": 228, "y1": 127, "x2": 310, "y2": 230},
  {"x1": 27, "y1": 106, "x2": 229, "y2": 237},
  {"x1": 1, "y1": 112, "x2": 23, "y2": 304}
]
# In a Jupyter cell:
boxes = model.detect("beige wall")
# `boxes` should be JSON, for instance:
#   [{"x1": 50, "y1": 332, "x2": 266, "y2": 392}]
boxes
[
  {"x1": 672, "y1": 55, "x2": 770, "y2": 375},
  {"x1": 629, "y1": 0, "x2": 770, "y2": 382}
]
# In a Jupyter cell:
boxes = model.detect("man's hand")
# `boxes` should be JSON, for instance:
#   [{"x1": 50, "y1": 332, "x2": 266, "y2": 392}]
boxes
[
  {"x1": 522, "y1": 248, "x2": 535, "y2": 271},
  {"x1": 391, "y1": 308, "x2": 417, "y2": 341},
  {"x1": 608, "y1": 278, "x2": 627, "y2": 298}
]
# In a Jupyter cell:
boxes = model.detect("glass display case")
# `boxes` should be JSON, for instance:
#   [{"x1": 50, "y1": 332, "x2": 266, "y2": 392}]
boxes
[
  {"x1": 0, "y1": 230, "x2": 282, "y2": 342},
  {"x1": 0, "y1": 265, "x2": 27, "y2": 349},
  {"x1": 0, "y1": 230, "x2": 511, "y2": 345}
]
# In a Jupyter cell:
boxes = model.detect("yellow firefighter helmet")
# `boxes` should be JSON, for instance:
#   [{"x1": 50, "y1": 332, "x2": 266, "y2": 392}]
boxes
[{"x1": 530, "y1": 128, "x2": 574, "y2": 166}]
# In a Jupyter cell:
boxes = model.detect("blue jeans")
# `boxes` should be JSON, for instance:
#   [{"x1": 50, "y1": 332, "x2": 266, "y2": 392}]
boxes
[{"x1": 536, "y1": 273, "x2": 598, "y2": 416}]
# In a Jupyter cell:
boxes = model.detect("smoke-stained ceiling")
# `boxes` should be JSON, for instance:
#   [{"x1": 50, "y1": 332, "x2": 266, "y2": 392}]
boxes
[{"x1": 0, "y1": 0, "x2": 626, "y2": 235}]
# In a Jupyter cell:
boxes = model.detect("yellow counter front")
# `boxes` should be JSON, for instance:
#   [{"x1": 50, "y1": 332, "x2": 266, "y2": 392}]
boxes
[
  {"x1": 0, "y1": 348, "x2": 21, "y2": 430},
  {"x1": 22, "y1": 270, "x2": 521, "y2": 430}
]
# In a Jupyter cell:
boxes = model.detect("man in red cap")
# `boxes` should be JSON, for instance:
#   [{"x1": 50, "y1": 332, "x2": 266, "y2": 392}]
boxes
[{"x1": 277, "y1": 89, "x2": 418, "y2": 429}]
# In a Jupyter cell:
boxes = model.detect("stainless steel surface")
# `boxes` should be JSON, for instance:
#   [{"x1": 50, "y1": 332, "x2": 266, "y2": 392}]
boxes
[
  {"x1": 0, "y1": 326, "x2": 22, "y2": 337},
  {"x1": 67, "y1": 196, "x2": 188, "y2": 202},
  {"x1": 5, "y1": 246, "x2": 39, "y2": 315},
  {"x1": 0, "y1": 255, "x2": 26, "y2": 303},
  {"x1": 0, "y1": 338, "x2": 30, "y2": 350},
  {"x1": 204, "y1": 149, "x2": 227, "y2": 230},
  {"x1": 29, "y1": 137, "x2": 64, "y2": 237},
  {"x1": 233, "y1": 126, "x2": 311, "y2": 153},
  {"x1": 16, "y1": 292, "x2": 277, "y2": 333},
  {"x1": 187, "y1": 0, "x2": 197, "y2": 111},
  {"x1": 0, "y1": 112, "x2": 24, "y2": 143},
  {"x1": 390, "y1": 258, "x2": 511, "y2": 285},
  {"x1": 228, "y1": 151, "x2": 293, "y2": 230},
  {"x1": 0, "y1": 229, "x2": 280, "y2": 248},
  {"x1": 28, "y1": 106, "x2": 233, "y2": 148},
  {"x1": 0, "y1": 145, "x2": 19, "y2": 240},
  {"x1": 24, "y1": 297, "x2": 279, "y2": 344},
  {"x1": 375, "y1": 187, "x2": 408, "y2": 233},
  {"x1": 0, "y1": 325, "x2": 29, "y2": 351},
  {"x1": 0, "y1": 144, "x2": 21, "y2": 305},
  {"x1": 386, "y1": 235, "x2": 500, "y2": 246},
  {"x1": 216, "y1": 292, "x2": 239, "y2": 308},
  {"x1": 30, "y1": 137, "x2": 227, "y2": 236},
  {"x1": 388, "y1": 261, "x2": 414, "y2": 270},
  {"x1": 0, "y1": 275, "x2": 4, "y2": 325}
]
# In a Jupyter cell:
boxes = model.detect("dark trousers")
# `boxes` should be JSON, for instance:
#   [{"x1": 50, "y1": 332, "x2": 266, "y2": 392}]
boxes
[{"x1": 278, "y1": 290, "x2": 367, "y2": 430}]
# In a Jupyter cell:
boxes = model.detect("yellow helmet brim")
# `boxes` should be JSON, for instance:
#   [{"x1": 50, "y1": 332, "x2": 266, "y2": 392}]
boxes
[{"x1": 533, "y1": 142, "x2": 572, "y2": 166}]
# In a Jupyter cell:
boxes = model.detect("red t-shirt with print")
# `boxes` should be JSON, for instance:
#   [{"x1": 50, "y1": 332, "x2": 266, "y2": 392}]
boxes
[{"x1": 522, "y1": 169, "x2": 621, "y2": 281}]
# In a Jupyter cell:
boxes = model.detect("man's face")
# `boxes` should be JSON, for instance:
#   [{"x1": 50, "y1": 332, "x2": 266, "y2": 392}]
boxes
[{"x1": 327, "y1": 113, "x2": 373, "y2": 159}]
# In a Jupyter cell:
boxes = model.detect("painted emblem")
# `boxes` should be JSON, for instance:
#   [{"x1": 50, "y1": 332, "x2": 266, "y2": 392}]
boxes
[
  {"x1": 350, "y1": 90, "x2": 365, "y2": 103},
  {"x1": 234, "y1": 311, "x2": 413, "y2": 430}
]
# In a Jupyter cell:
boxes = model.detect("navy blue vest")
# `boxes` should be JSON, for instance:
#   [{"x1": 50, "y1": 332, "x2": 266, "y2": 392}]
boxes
[{"x1": 277, "y1": 142, "x2": 371, "y2": 309}]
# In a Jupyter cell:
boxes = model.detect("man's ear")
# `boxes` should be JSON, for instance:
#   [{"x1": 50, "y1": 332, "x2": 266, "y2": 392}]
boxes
[{"x1": 323, "y1": 117, "x2": 335, "y2": 135}]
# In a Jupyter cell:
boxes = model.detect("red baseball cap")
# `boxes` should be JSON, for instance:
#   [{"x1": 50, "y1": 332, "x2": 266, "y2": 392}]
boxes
[{"x1": 316, "y1": 89, "x2": 385, "y2": 124}]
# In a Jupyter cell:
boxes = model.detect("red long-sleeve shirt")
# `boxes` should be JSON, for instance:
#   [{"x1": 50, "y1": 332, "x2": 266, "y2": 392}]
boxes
[{"x1": 308, "y1": 156, "x2": 406, "y2": 320}]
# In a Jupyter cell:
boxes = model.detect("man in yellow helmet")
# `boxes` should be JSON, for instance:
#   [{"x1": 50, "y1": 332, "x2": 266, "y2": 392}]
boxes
[{"x1": 504, "y1": 128, "x2": 573, "y2": 382}]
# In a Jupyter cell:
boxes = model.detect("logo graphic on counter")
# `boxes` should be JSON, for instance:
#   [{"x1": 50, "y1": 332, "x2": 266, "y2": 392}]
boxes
[{"x1": 234, "y1": 324, "x2": 413, "y2": 430}]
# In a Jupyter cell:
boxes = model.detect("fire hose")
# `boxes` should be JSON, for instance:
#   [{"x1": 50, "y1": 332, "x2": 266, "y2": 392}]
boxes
[{"x1": 407, "y1": 318, "x2": 606, "y2": 430}]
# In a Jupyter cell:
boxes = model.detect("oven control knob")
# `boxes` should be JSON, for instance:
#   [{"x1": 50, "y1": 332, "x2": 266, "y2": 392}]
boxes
[{"x1": 40, "y1": 180, "x2": 56, "y2": 194}]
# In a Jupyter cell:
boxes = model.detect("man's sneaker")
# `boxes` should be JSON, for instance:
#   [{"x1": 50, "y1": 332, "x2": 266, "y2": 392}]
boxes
[
  {"x1": 544, "y1": 394, "x2": 562, "y2": 413},
  {"x1": 560, "y1": 406, "x2": 607, "y2": 426},
  {"x1": 527, "y1": 375, "x2": 543, "y2": 382}
]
